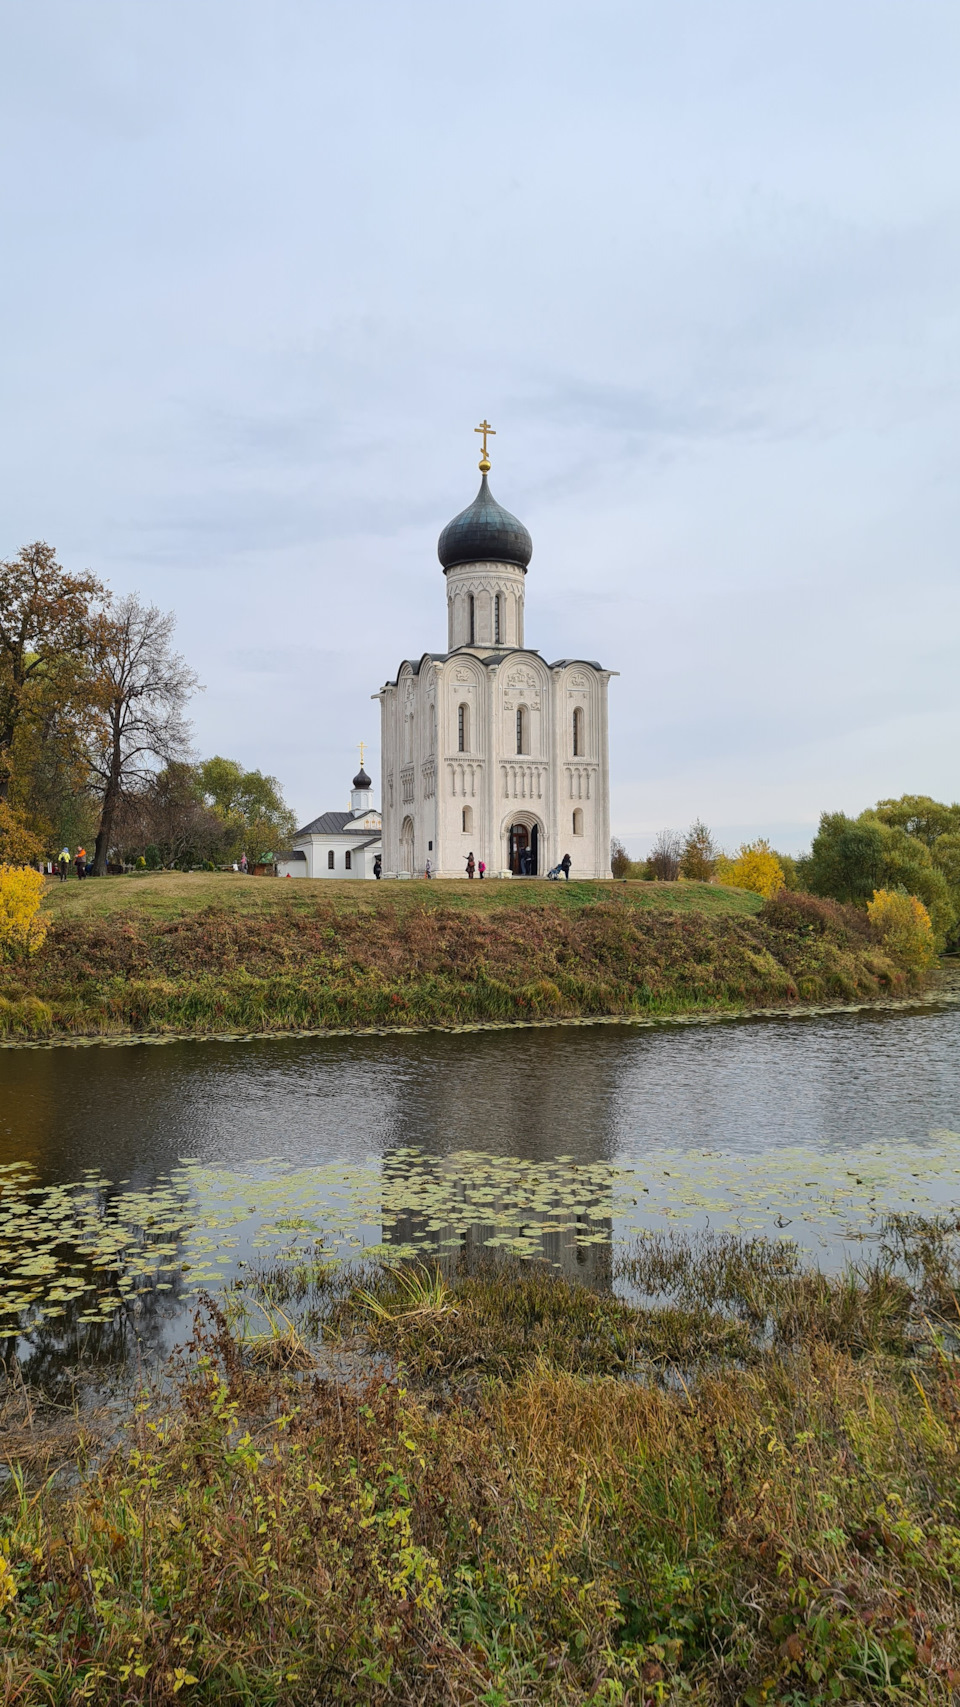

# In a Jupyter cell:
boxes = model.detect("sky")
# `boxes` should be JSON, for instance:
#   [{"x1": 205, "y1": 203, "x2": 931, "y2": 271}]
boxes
[{"x1": 2, "y1": 1, "x2": 958, "y2": 855}]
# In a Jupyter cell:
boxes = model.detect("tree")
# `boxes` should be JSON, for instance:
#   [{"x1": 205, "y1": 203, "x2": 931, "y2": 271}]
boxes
[
  {"x1": 89, "y1": 596, "x2": 199, "y2": 875},
  {"x1": 867, "y1": 889, "x2": 936, "y2": 973},
  {"x1": 873, "y1": 794, "x2": 960, "y2": 846},
  {"x1": 716, "y1": 839, "x2": 785, "y2": 898},
  {"x1": 610, "y1": 837, "x2": 631, "y2": 879},
  {"x1": 806, "y1": 813, "x2": 887, "y2": 905},
  {"x1": 648, "y1": 829, "x2": 682, "y2": 881},
  {"x1": 680, "y1": 820, "x2": 718, "y2": 881},
  {"x1": 197, "y1": 756, "x2": 295, "y2": 862},
  {"x1": 113, "y1": 763, "x2": 229, "y2": 870},
  {"x1": 0, "y1": 541, "x2": 105, "y2": 803}
]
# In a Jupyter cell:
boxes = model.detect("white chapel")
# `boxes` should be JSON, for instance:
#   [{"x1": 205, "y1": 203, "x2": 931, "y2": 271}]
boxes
[{"x1": 376, "y1": 425, "x2": 616, "y2": 879}]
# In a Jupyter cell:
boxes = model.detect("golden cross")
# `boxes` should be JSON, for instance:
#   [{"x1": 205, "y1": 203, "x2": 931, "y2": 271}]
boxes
[
  {"x1": 474, "y1": 418, "x2": 495, "y2": 469},
  {"x1": 358, "y1": 741, "x2": 366, "y2": 771}
]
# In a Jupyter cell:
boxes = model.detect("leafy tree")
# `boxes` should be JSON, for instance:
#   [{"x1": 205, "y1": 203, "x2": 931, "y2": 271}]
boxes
[
  {"x1": 717, "y1": 839, "x2": 785, "y2": 898},
  {"x1": 114, "y1": 763, "x2": 229, "y2": 870},
  {"x1": 680, "y1": 820, "x2": 718, "y2": 881},
  {"x1": 873, "y1": 794, "x2": 960, "y2": 846},
  {"x1": 0, "y1": 802, "x2": 43, "y2": 866},
  {"x1": 867, "y1": 889, "x2": 936, "y2": 973},
  {"x1": 806, "y1": 813, "x2": 887, "y2": 905},
  {"x1": 197, "y1": 756, "x2": 295, "y2": 862},
  {"x1": 0, "y1": 542, "x2": 105, "y2": 803},
  {"x1": 932, "y1": 832, "x2": 960, "y2": 894},
  {"x1": 610, "y1": 837, "x2": 631, "y2": 879}
]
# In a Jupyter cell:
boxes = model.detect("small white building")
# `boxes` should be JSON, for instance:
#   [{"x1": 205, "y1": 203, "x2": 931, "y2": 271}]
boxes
[
  {"x1": 276, "y1": 768, "x2": 382, "y2": 879},
  {"x1": 375, "y1": 435, "x2": 616, "y2": 879}
]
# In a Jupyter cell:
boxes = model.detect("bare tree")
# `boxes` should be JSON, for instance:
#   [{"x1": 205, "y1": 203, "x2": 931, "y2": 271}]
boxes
[
  {"x1": 649, "y1": 828, "x2": 682, "y2": 882},
  {"x1": 90, "y1": 595, "x2": 200, "y2": 875}
]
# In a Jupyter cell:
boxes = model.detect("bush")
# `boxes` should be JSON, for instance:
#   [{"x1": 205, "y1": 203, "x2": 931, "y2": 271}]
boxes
[
  {"x1": 648, "y1": 829, "x2": 682, "y2": 881},
  {"x1": 609, "y1": 837, "x2": 631, "y2": 879},
  {"x1": 867, "y1": 888, "x2": 937, "y2": 972},
  {"x1": 0, "y1": 864, "x2": 48, "y2": 959},
  {"x1": 716, "y1": 839, "x2": 785, "y2": 898},
  {"x1": 680, "y1": 819, "x2": 717, "y2": 881},
  {"x1": 0, "y1": 802, "x2": 43, "y2": 867}
]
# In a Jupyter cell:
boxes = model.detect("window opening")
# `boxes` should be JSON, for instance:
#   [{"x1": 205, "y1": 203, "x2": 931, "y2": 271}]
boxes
[
  {"x1": 516, "y1": 705, "x2": 527, "y2": 755},
  {"x1": 327, "y1": 850, "x2": 335, "y2": 870},
  {"x1": 345, "y1": 850, "x2": 351, "y2": 870},
  {"x1": 468, "y1": 593, "x2": 475, "y2": 645},
  {"x1": 573, "y1": 707, "x2": 584, "y2": 757},
  {"x1": 573, "y1": 809, "x2": 583, "y2": 836},
  {"x1": 458, "y1": 703, "x2": 467, "y2": 752},
  {"x1": 494, "y1": 593, "x2": 501, "y2": 644},
  {"x1": 462, "y1": 806, "x2": 473, "y2": 833}
]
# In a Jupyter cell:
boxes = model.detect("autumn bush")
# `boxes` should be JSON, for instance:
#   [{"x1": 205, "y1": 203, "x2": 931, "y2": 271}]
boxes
[
  {"x1": 0, "y1": 863, "x2": 48, "y2": 959},
  {"x1": 716, "y1": 838, "x2": 785, "y2": 898},
  {"x1": 867, "y1": 887, "x2": 937, "y2": 973}
]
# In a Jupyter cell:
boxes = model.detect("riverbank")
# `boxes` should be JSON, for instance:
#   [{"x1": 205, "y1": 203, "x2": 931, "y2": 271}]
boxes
[
  {"x1": 2, "y1": 1230, "x2": 959, "y2": 1703},
  {"x1": 0, "y1": 873, "x2": 925, "y2": 1040}
]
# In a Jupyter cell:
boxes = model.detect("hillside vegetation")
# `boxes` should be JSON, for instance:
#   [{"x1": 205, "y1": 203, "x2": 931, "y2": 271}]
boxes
[{"x1": 0, "y1": 874, "x2": 925, "y2": 1041}]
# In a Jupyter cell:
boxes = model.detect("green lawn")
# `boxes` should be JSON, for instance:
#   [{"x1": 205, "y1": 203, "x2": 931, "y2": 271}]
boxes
[{"x1": 42, "y1": 869, "x2": 763, "y2": 924}]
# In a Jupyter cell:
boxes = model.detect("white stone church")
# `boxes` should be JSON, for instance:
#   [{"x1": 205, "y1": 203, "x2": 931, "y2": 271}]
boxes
[{"x1": 376, "y1": 432, "x2": 616, "y2": 878}]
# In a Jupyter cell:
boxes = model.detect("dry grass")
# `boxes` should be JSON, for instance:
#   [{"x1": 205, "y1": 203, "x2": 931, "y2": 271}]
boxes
[{"x1": 1, "y1": 1229, "x2": 959, "y2": 1705}]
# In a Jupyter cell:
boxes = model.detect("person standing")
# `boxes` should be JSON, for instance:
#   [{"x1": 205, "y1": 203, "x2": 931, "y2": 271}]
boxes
[
  {"x1": 424, "y1": 859, "x2": 432, "y2": 879},
  {"x1": 478, "y1": 860, "x2": 486, "y2": 879},
  {"x1": 373, "y1": 856, "x2": 382, "y2": 879},
  {"x1": 239, "y1": 852, "x2": 248, "y2": 874},
  {"x1": 59, "y1": 847, "x2": 70, "y2": 882},
  {"x1": 466, "y1": 852, "x2": 475, "y2": 878},
  {"x1": 560, "y1": 852, "x2": 572, "y2": 880}
]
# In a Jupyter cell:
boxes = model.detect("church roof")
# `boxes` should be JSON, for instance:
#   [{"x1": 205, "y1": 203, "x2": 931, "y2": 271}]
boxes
[
  {"x1": 352, "y1": 766, "x2": 372, "y2": 790},
  {"x1": 437, "y1": 473, "x2": 532, "y2": 571},
  {"x1": 295, "y1": 810, "x2": 360, "y2": 836}
]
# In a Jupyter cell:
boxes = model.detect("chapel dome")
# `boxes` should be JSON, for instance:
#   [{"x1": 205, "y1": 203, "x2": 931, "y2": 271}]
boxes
[
  {"x1": 437, "y1": 473, "x2": 532, "y2": 571},
  {"x1": 352, "y1": 767, "x2": 372, "y2": 791}
]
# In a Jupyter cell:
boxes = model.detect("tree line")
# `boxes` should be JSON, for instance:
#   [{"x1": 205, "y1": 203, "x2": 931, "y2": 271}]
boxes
[
  {"x1": 0, "y1": 541, "x2": 295, "y2": 873},
  {"x1": 612, "y1": 794, "x2": 960, "y2": 950}
]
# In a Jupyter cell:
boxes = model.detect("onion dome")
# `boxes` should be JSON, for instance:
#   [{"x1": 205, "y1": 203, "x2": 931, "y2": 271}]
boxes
[
  {"x1": 437, "y1": 474, "x2": 532, "y2": 572},
  {"x1": 352, "y1": 767, "x2": 372, "y2": 791}
]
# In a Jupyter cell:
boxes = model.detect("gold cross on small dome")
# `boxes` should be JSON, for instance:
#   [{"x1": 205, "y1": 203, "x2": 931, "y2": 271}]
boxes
[{"x1": 474, "y1": 418, "x2": 495, "y2": 471}]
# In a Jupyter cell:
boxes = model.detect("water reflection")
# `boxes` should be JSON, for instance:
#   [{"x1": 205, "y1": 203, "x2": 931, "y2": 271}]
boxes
[{"x1": 1, "y1": 1002, "x2": 960, "y2": 1191}]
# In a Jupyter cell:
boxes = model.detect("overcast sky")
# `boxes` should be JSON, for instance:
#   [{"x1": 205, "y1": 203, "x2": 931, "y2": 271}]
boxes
[{"x1": 2, "y1": 1, "x2": 958, "y2": 853}]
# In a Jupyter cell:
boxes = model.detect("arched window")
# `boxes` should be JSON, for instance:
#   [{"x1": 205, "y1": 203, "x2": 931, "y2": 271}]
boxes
[
  {"x1": 458, "y1": 703, "x2": 468, "y2": 753},
  {"x1": 468, "y1": 593, "x2": 475, "y2": 645},
  {"x1": 494, "y1": 593, "x2": 502, "y2": 644},
  {"x1": 462, "y1": 805, "x2": 473, "y2": 833},
  {"x1": 572, "y1": 808, "x2": 583, "y2": 836},
  {"x1": 345, "y1": 850, "x2": 351, "y2": 870},
  {"x1": 327, "y1": 849, "x2": 335, "y2": 870},
  {"x1": 572, "y1": 707, "x2": 584, "y2": 757},
  {"x1": 516, "y1": 705, "x2": 527, "y2": 755}
]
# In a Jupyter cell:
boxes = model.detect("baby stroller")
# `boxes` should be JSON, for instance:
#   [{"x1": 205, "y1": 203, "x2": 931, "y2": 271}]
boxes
[{"x1": 545, "y1": 862, "x2": 563, "y2": 880}]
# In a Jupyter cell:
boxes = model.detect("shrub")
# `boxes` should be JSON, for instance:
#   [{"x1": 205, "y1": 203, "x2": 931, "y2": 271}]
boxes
[
  {"x1": 609, "y1": 837, "x2": 631, "y2": 879},
  {"x1": 0, "y1": 802, "x2": 43, "y2": 866},
  {"x1": 648, "y1": 829, "x2": 682, "y2": 881},
  {"x1": 0, "y1": 864, "x2": 48, "y2": 959},
  {"x1": 867, "y1": 888, "x2": 936, "y2": 972},
  {"x1": 717, "y1": 839, "x2": 785, "y2": 898}
]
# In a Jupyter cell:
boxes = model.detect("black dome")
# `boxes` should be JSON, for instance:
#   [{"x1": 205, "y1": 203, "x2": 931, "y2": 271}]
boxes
[
  {"x1": 352, "y1": 767, "x2": 372, "y2": 790},
  {"x1": 437, "y1": 473, "x2": 532, "y2": 571}
]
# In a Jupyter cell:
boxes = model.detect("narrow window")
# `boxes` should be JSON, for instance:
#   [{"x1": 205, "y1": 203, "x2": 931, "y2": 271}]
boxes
[
  {"x1": 462, "y1": 805, "x2": 472, "y2": 833},
  {"x1": 458, "y1": 703, "x2": 468, "y2": 752},
  {"x1": 468, "y1": 593, "x2": 475, "y2": 645},
  {"x1": 345, "y1": 850, "x2": 351, "y2": 870},
  {"x1": 494, "y1": 593, "x2": 501, "y2": 644},
  {"x1": 573, "y1": 808, "x2": 584, "y2": 836},
  {"x1": 327, "y1": 849, "x2": 335, "y2": 870},
  {"x1": 572, "y1": 707, "x2": 584, "y2": 757},
  {"x1": 516, "y1": 705, "x2": 527, "y2": 755}
]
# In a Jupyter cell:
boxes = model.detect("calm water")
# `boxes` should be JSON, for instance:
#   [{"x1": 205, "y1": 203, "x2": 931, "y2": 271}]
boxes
[{"x1": 2, "y1": 997, "x2": 959, "y2": 1189}]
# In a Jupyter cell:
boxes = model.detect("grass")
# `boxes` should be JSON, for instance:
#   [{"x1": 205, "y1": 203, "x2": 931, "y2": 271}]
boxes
[
  {"x1": 0, "y1": 878, "x2": 923, "y2": 1041},
  {"x1": 2, "y1": 1223, "x2": 959, "y2": 1704}
]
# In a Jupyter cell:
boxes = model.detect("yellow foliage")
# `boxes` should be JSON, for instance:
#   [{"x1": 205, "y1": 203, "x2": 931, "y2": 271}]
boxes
[
  {"x1": 0, "y1": 801, "x2": 43, "y2": 866},
  {"x1": 0, "y1": 863, "x2": 48, "y2": 959},
  {"x1": 716, "y1": 839, "x2": 785, "y2": 899},
  {"x1": 867, "y1": 888, "x2": 936, "y2": 972}
]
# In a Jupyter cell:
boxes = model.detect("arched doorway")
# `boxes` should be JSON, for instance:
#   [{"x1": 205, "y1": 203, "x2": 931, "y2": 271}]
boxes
[
  {"x1": 507, "y1": 819, "x2": 541, "y2": 876},
  {"x1": 400, "y1": 817, "x2": 414, "y2": 875}
]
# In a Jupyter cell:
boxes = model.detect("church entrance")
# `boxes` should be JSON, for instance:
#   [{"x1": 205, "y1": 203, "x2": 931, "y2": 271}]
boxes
[{"x1": 508, "y1": 822, "x2": 539, "y2": 876}]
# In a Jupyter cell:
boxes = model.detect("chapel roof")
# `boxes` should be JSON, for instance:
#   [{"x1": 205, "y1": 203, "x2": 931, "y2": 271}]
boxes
[
  {"x1": 437, "y1": 473, "x2": 532, "y2": 572},
  {"x1": 352, "y1": 766, "x2": 372, "y2": 790}
]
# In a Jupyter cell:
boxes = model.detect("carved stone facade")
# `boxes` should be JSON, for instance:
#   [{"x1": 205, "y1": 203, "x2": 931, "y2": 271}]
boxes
[{"x1": 375, "y1": 470, "x2": 616, "y2": 879}]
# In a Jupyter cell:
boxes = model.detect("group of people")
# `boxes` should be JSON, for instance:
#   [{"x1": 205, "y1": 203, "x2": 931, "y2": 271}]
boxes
[
  {"x1": 54, "y1": 846, "x2": 88, "y2": 881},
  {"x1": 459, "y1": 851, "x2": 573, "y2": 880},
  {"x1": 463, "y1": 853, "x2": 486, "y2": 879}
]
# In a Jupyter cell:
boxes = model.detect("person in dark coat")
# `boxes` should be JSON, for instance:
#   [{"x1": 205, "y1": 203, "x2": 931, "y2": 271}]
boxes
[
  {"x1": 373, "y1": 856, "x2": 382, "y2": 879},
  {"x1": 560, "y1": 852, "x2": 572, "y2": 880},
  {"x1": 466, "y1": 852, "x2": 475, "y2": 878}
]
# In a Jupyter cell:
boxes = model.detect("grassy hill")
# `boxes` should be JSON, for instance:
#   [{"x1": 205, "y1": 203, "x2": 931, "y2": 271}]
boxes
[{"x1": 0, "y1": 872, "x2": 920, "y2": 1041}]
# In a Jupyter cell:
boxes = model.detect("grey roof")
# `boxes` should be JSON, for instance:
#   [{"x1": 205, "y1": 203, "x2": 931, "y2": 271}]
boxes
[
  {"x1": 295, "y1": 810, "x2": 355, "y2": 836},
  {"x1": 377, "y1": 649, "x2": 612, "y2": 691},
  {"x1": 275, "y1": 848, "x2": 307, "y2": 862},
  {"x1": 438, "y1": 473, "x2": 533, "y2": 571}
]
